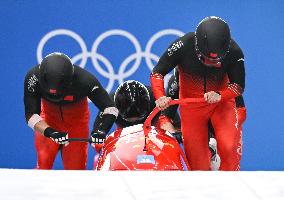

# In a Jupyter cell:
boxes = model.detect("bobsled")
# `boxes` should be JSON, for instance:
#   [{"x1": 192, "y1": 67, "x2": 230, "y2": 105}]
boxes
[{"x1": 95, "y1": 98, "x2": 204, "y2": 171}]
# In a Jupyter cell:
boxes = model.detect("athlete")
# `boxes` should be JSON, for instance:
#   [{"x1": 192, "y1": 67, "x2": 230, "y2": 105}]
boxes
[
  {"x1": 94, "y1": 80, "x2": 180, "y2": 132},
  {"x1": 24, "y1": 52, "x2": 118, "y2": 169},
  {"x1": 150, "y1": 16, "x2": 246, "y2": 170}
]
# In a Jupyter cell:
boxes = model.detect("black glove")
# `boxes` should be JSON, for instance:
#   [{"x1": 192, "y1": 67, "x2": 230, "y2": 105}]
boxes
[
  {"x1": 44, "y1": 127, "x2": 68, "y2": 145},
  {"x1": 171, "y1": 131, "x2": 183, "y2": 144},
  {"x1": 91, "y1": 129, "x2": 106, "y2": 144}
]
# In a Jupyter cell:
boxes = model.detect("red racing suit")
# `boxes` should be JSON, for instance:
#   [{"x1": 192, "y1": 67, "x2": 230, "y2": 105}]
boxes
[
  {"x1": 151, "y1": 32, "x2": 246, "y2": 170},
  {"x1": 35, "y1": 98, "x2": 89, "y2": 169}
]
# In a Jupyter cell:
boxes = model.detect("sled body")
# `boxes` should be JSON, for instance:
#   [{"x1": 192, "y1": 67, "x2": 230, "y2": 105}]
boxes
[{"x1": 96, "y1": 124, "x2": 190, "y2": 170}]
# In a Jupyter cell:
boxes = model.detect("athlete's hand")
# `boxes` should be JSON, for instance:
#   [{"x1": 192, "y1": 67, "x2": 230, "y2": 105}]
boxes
[
  {"x1": 43, "y1": 127, "x2": 69, "y2": 145},
  {"x1": 204, "y1": 91, "x2": 221, "y2": 103},
  {"x1": 155, "y1": 96, "x2": 171, "y2": 110},
  {"x1": 91, "y1": 130, "x2": 106, "y2": 144}
]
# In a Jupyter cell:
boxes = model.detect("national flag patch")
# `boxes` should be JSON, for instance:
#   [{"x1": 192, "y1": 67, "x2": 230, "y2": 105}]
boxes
[
  {"x1": 137, "y1": 155, "x2": 155, "y2": 164},
  {"x1": 64, "y1": 95, "x2": 74, "y2": 101},
  {"x1": 49, "y1": 89, "x2": 57, "y2": 94}
]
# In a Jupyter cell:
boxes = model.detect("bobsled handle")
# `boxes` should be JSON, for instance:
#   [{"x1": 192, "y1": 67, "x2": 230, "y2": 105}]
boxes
[
  {"x1": 68, "y1": 138, "x2": 103, "y2": 152},
  {"x1": 68, "y1": 138, "x2": 91, "y2": 143},
  {"x1": 143, "y1": 98, "x2": 205, "y2": 130}
]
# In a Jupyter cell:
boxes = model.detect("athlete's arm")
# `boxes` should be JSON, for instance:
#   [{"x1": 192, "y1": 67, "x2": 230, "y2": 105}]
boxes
[
  {"x1": 24, "y1": 68, "x2": 69, "y2": 144},
  {"x1": 92, "y1": 92, "x2": 116, "y2": 131},
  {"x1": 220, "y1": 47, "x2": 245, "y2": 101},
  {"x1": 87, "y1": 75, "x2": 118, "y2": 134},
  {"x1": 151, "y1": 38, "x2": 184, "y2": 110},
  {"x1": 24, "y1": 67, "x2": 43, "y2": 134}
]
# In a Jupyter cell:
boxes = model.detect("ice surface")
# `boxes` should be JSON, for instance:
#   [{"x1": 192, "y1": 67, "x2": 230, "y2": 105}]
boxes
[{"x1": 0, "y1": 169, "x2": 283, "y2": 200}]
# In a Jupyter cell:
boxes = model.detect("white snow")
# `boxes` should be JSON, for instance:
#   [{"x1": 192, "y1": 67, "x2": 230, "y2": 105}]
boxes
[{"x1": 0, "y1": 169, "x2": 283, "y2": 200}]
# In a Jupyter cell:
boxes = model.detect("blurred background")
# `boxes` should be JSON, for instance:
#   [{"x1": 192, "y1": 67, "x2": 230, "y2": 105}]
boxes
[{"x1": 0, "y1": 0, "x2": 283, "y2": 170}]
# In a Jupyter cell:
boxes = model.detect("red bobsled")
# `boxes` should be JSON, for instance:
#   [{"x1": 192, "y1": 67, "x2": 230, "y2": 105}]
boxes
[{"x1": 95, "y1": 98, "x2": 204, "y2": 171}]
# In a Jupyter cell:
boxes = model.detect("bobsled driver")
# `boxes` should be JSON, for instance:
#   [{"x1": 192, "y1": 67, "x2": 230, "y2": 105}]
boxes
[
  {"x1": 24, "y1": 52, "x2": 118, "y2": 170},
  {"x1": 93, "y1": 80, "x2": 175, "y2": 129}
]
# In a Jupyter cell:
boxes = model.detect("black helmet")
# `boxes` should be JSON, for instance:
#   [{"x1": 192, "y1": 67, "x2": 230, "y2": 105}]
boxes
[
  {"x1": 39, "y1": 52, "x2": 74, "y2": 101},
  {"x1": 195, "y1": 16, "x2": 231, "y2": 67},
  {"x1": 114, "y1": 80, "x2": 150, "y2": 122}
]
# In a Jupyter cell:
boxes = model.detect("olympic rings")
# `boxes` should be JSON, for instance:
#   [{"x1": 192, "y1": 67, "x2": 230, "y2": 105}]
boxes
[{"x1": 37, "y1": 28, "x2": 185, "y2": 92}]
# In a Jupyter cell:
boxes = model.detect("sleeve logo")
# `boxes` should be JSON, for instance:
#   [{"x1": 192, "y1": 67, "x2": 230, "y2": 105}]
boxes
[
  {"x1": 27, "y1": 74, "x2": 38, "y2": 93},
  {"x1": 167, "y1": 40, "x2": 184, "y2": 56}
]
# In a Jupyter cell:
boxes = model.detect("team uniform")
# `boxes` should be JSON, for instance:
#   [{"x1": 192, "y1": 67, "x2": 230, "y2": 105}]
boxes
[
  {"x1": 162, "y1": 68, "x2": 246, "y2": 169},
  {"x1": 163, "y1": 68, "x2": 246, "y2": 135},
  {"x1": 24, "y1": 55, "x2": 117, "y2": 169},
  {"x1": 151, "y1": 17, "x2": 246, "y2": 170}
]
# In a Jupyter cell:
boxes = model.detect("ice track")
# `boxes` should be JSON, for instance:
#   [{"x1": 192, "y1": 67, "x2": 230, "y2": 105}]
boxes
[{"x1": 0, "y1": 169, "x2": 283, "y2": 200}]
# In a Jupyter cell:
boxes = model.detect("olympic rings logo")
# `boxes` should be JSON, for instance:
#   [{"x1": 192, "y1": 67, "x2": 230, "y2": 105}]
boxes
[{"x1": 37, "y1": 29, "x2": 184, "y2": 92}]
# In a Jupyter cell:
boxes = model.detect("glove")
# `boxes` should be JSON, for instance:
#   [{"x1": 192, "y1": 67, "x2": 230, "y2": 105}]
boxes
[
  {"x1": 204, "y1": 91, "x2": 221, "y2": 104},
  {"x1": 155, "y1": 96, "x2": 171, "y2": 111},
  {"x1": 91, "y1": 129, "x2": 106, "y2": 144},
  {"x1": 171, "y1": 131, "x2": 183, "y2": 144},
  {"x1": 43, "y1": 127, "x2": 68, "y2": 144}
]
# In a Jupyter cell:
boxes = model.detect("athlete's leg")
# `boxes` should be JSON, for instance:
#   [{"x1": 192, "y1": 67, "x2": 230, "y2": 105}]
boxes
[
  {"x1": 61, "y1": 139, "x2": 88, "y2": 170},
  {"x1": 180, "y1": 104, "x2": 213, "y2": 170},
  {"x1": 211, "y1": 100, "x2": 241, "y2": 171},
  {"x1": 35, "y1": 132, "x2": 59, "y2": 169},
  {"x1": 235, "y1": 107, "x2": 247, "y2": 170},
  {"x1": 61, "y1": 100, "x2": 89, "y2": 170}
]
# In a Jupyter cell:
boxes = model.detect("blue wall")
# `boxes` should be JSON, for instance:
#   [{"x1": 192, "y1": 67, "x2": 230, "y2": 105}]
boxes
[{"x1": 0, "y1": 0, "x2": 283, "y2": 170}]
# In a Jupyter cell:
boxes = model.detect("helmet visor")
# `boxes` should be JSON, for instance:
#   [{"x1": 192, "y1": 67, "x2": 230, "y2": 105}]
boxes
[
  {"x1": 118, "y1": 96, "x2": 149, "y2": 122},
  {"x1": 195, "y1": 46, "x2": 226, "y2": 67}
]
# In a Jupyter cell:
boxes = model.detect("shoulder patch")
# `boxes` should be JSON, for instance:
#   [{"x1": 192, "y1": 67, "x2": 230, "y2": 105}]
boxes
[
  {"x1": 27, "y1": 74, "x2": 38, "y2": 92},
  {"x1": 167, "y1": 40, "x2": 184, "y2": 56}
]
